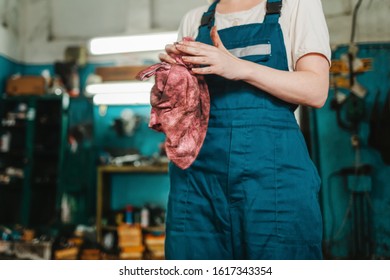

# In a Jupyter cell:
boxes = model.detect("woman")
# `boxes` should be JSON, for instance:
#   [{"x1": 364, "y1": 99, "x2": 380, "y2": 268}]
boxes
[{"x1": 160, "y1": 0, "x2": 331, "y2": 260}]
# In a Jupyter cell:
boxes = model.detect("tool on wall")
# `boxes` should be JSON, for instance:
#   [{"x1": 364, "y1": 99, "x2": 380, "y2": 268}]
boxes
[
  {"x1": 329, "y1": 48, "x2": 368, "y2": 175},
  {"x1": 112, "y1": 109, "x2": 141, "y2": 137},
  {"x1": 326, "y1": 163, "x2": 374, "y2": 259},
  {"x1": 368, "y1": 90, "x2": 390, "y2": 164},
  {"x1": 330, "y1": 0, "x2": 366, "y2": 146},
  {"x1": 326, "y1": 0, "x2": 376, "y2": 259},
  {"x1": 54, "y1": 61, "x2": 80, "y2": 97}
]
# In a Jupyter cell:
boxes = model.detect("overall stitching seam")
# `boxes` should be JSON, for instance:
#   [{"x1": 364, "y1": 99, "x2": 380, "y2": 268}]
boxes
[
  {"x1": 226, "y1": 125, "x2": 234, "y2": 259},
  {"x1": 274, "y1": 125, "x2": 279, "y2": 237},
  {"x1": 241, "y1": 126, "x2": 250, "y2": 259},
  {"x1": 183, "y1": 169, "x2": 190, "y2": 233}
]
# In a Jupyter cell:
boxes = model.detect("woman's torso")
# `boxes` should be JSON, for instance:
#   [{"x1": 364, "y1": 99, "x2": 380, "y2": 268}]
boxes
[{"x1": 178, "y1": 0, "x2": 331, "y2": 72}]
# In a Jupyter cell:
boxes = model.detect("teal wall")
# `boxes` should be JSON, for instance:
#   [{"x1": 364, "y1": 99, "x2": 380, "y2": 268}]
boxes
[
  {"x1": 111, "y1": 174, "x2": 170, "y2": 210},
  {"x1": 0, "y1": 55, "x2": 22, "y2": 94},
  {"x1": 314, "y1": 43, "x2": 390, "y2": 259},
  {"x1": 1, "y1": 56, "x2": 170, "y2": 221},
  {"x1": 93, "y1": 105, "x2": 165, "y2": 157},
  {"x1": 93, "y1": 104, "x2": 168, "y2": 211}
]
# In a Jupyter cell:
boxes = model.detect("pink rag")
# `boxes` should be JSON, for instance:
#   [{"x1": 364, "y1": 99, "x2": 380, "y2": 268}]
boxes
[{"x1": 136, "y1": 41, "x2": 210, "y2": 169}]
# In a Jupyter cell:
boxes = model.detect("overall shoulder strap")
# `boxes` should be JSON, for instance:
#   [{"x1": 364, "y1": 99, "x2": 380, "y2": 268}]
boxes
[
  {"x1": 199, "y1": 0, "x2": 219, "y2": 29},
  {"x1": 264, "y1": 0, "x2": 283, "y2": 23}
]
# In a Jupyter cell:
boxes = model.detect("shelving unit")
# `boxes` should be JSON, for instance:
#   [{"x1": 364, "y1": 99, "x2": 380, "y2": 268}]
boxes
[
  {"x1": 96, "y1": 164, "x2": 168, "y2": 243},
  {"x1": 0, "y1": 94, "x2": 69, "y2": 228}
]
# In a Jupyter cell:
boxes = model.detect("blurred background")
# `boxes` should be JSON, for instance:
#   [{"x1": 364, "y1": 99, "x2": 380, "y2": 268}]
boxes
[{"x1": 0, "y1": 0, "x2": 389, "y2": 260}]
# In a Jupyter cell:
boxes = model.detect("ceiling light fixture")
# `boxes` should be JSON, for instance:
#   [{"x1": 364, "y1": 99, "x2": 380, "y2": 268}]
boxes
[
  {"x1": 89, "y1": 32, "x2": 178, "y2": 55},
  {"x1": 92, "y1": 92, "x2": 151, "y2": 105},
  {"x1": 86, "y1": 81, "x2": 153, "y2": 95},
  {"x1": 86, "y1": 81, "x2": 153, "y2": 105}
]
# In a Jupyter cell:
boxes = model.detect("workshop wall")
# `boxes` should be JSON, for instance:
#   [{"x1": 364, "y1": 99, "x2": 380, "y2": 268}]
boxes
[
  {"x1": 3, "y1": 0, "x2": 390, "y2": 65},
  {"x1": 18, "y1": 0, "x2": 205, "y2": 64},
  {"x1": 9, "y1": 0, "x2": 390, "y2": 70},
  {"x1": 323, "y1": 0, "x2": 390, "y2": 46},
  {"x1": 0, "y1": 56, "x2": 19, "y2": 96},
  {"x1": 0, "y1": 0, "x2": 207, "y2": 221},
  {"x1": 314, "y1": 43, "x2": 390, "y2": 259},
  {"x1": 8, "y1": 61, "x2": 171, "y2": 220},
  {"x1": 14, "y1": 0, "x2": 390, "y2": 64},
  {"x1": 0, "y1": 0, "x2": 22, "y2": 58},
  {"x1": 93, "y1": 105, "x2": 165, "y2": 157},
  {"x1": 0, "y1": 0, "x2": 22, "y2": 91},
  {"x1": 93, "y1": 104, "x2": 169, "y2": 210}
]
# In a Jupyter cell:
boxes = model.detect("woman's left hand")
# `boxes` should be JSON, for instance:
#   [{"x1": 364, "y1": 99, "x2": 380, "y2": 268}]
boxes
[{"x1": 175, "y1": 26, "x2": 243, "y2": 80}]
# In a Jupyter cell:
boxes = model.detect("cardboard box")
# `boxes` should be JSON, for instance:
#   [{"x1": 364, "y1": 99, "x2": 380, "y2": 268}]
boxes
[
  {"x1": 95, "y1": 66, "x2": 149, "y2": 81},
  {"x1": 54, "y1": 247, "x2": 79, "y2": 260},
  {"x1": 6, "y1": 76, "x2": 46, "y2": 96},
  {"x1": 119, "y1": 245, "x2": 145, "y2": 260}
]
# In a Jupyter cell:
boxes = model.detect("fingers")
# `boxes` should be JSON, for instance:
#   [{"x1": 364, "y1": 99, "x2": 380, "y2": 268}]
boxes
[
  {"x1": 159, "y1": 40, "x2": 211, "y2": 64},
  {"x1": 192, "y1": 66, "x2": 214, "y2": 75},
  {"x1": 175, "y1": 30, "x2": 227, "y2": 57},
  {"x1": 158, "y1": 52, "x2": 176, "y2": 64},
  {"x1": 182, "y1": 55, "x2": 208, "y2": 65},
  {"x1": 165, "y1": 43, "x2": 181, "y2": 55},
  {"x1": 175, "y1": 43, "x2": 201, "y2": 56},
  {"x1": 158, "y1": 43, "x2": 182, "y2": 64},
  {"x1": 158, "y1": 43, "x2": 183, "y2": 64},
  {"x1": 175, "y1": 40, "x2": 214, "y2": 56},
  {"x1": 210, "y1": 26, "x2": 223, "y2": 49}
]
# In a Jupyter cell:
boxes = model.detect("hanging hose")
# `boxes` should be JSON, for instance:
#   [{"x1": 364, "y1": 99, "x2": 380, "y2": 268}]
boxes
[
  {"x1": 350, "y1": 0, "x2": 364, "y2": 44},
  {"x1": 345, "y1": 0, "x2": 365, "y2": 133},
  {"x1": 349, "y1": 0, "x2": 364, "y2": 87},
  {"x1": 331, "y1": 0, "x2": 365, "y2": 129}
]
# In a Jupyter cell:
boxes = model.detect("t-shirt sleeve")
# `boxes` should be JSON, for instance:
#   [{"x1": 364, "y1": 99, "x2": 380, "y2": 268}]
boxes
[
  {"x1": 290, "y1": 0, "x2": 331, "y2": 69},
  {"x1": 177, "y1": 6, "x2": 208, "y2": 41}
]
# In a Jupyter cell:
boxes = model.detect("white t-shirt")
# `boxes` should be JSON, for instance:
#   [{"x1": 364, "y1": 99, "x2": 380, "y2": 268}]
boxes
[{"x1": 177, "y1": 0, "x2": 331, "y2": 71}]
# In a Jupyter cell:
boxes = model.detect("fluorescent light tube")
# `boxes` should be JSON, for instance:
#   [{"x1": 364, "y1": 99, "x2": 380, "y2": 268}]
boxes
[
  {"x1": 86, "y1": 81, "x2": 153, "y2": 105},
  {"x1": 93, "y1": 92, "x2": 150, "y2": 105},
  {"x1": 86, "y1": 81, "x2": 154, "y2": 95},
  {"x1": 89, "y1": 32, "x2": 178, "y2": 55}
]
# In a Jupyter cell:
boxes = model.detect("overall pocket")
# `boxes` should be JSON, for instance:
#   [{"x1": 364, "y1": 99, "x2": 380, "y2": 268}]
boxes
[{"x1": 274, "y1": 128, "x2": 323, "y2": 243}]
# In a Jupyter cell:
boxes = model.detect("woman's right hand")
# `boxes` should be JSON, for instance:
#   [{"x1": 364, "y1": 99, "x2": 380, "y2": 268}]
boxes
[{"x1": 158, "y1": 43, "x2": 182, "y2": 64}]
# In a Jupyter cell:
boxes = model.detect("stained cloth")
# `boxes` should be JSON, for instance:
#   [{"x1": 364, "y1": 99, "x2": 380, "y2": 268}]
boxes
[{"x1": 137, "y1": 45, "x2": 210, "y2": 169}]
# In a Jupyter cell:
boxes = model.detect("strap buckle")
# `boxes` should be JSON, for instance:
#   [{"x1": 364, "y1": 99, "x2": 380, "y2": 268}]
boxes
[
  {"x1": 200, "y1": 12, "x2": 214, "y2": 27},
  {"x1": 266, "y1": 1, "x2": 282, "y2": 15}
]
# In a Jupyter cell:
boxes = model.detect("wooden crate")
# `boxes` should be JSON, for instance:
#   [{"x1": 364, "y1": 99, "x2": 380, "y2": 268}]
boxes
[
  {"x1": 95, "y1": 66, "x2": 149, "y2": 81},
  {"x1": 6, "y1": 76, "x2": 46, "y2": 96}
]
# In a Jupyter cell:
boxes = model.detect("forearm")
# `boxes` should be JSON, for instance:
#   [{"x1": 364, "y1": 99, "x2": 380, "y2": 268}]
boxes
[
  {"x1": 175, "y1": 27, "x2": 330, "y2": 108},
  {"x1": 237, "y1": 57, "x2": 329, "y2": 108}
]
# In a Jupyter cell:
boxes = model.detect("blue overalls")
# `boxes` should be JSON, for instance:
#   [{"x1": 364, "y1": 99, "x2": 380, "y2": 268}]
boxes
[{"x1": 165, "y1": 0, "x2": 323, "y2": 260}]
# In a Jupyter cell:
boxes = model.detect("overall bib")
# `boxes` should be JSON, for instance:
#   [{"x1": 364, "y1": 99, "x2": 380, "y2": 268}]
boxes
[{"x1": 165, "y1": 0, "x2": 323, "y2": 260}]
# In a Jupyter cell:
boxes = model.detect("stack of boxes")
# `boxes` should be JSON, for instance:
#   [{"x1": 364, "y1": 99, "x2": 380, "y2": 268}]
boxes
[
  {"x1": 114, "y1": 205, "x2": 166, "y2": 259},
  {"x1": 144, "y1": 233, "x2": 165, "y2": 260},
  {"x1": 80, "y1": 248, "x2": 101, "y2": 260},
  {"x1": 117, "y1": 224, "x2": 144, "y2": 260},
  {"x1": 54, "y1": 247, "x2": 79, "y2": 260},
  {"x1": 117, "y1": 206, "x2": 144, "y2": 259}
]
